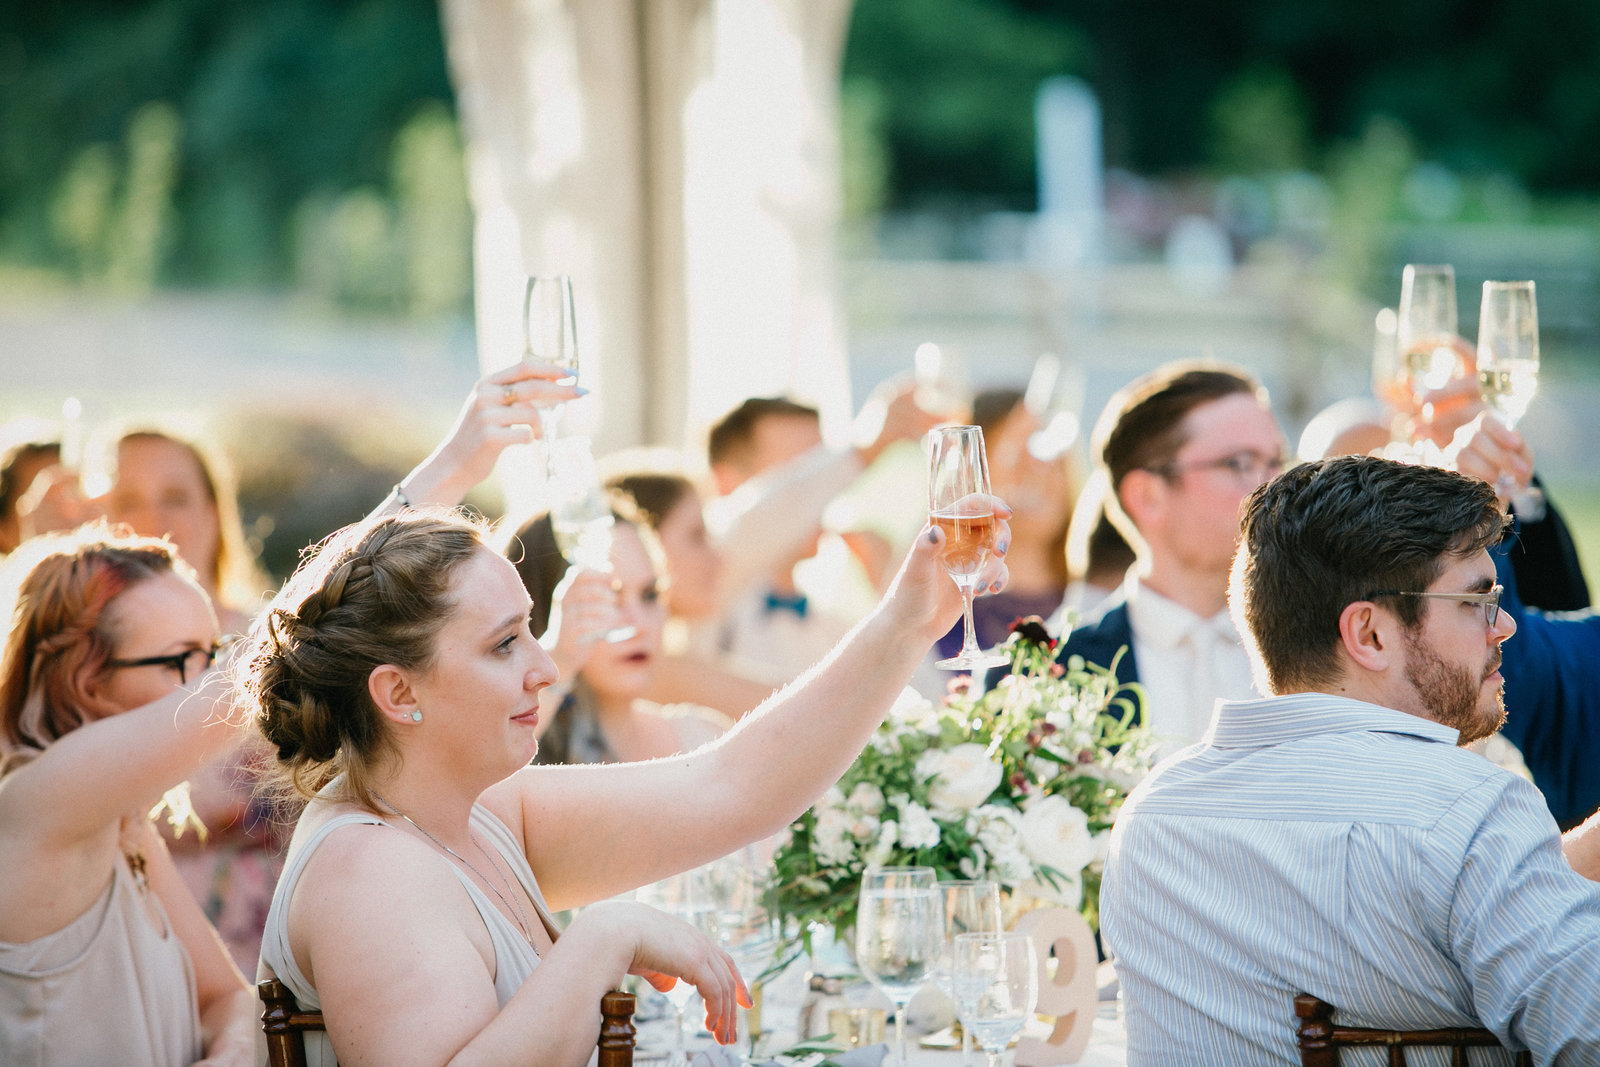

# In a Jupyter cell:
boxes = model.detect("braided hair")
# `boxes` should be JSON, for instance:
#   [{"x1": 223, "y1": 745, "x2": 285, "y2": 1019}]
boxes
[{"x1": 241, "y1": 510, "x2": 486, "y2": 810}]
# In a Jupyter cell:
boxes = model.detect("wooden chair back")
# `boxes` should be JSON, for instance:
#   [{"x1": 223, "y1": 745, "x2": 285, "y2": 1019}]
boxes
[
  {"x1": 1295, "y1": 993, "x2": 1532, "y2": 1067},
  {"x1": 259, "y1": 978, "x2": 637, "y2": 1067}
]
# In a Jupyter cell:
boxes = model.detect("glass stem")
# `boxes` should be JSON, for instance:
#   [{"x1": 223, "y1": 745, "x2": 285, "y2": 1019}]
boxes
[
  {"x1": 894, "y1": 1002, "x2": 909, "y2": 1067},
  {"x1": 960, "y1": 585, "x2": 982, "y2": 657},
  {"x1": 537, "y1": 407, "x2": 562, "y2": 451},
  {"x1": 672, "y1": 1005, "x2": 686, "y2": 1067},
  {"x1": 986, "y1": 1049, "x2": 1003, "y2": 1067},
  {"x1": 962, "y1": 1020, "x2": 973, "y2": 1066}
]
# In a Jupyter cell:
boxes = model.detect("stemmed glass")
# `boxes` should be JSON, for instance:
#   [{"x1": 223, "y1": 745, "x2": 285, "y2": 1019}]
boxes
[
  {"x1": 1397, "y1": 264, "x2": 1463, "y2": 402},
  {"x1": 928, "y1": 426, "x2": 1007, "y2": 671},
  {"x1": 524, "y1": 274, "x2": 579, "y2": 441},
  {"x1": 855, "y1": 866, "x2": 944, "y2": 1067},
  {"x1": 951, "y1": 933, "x2": 1039, "y2": 1067},
  {"x1": 637, "y1": 868, "x2": 720, "y2": 1067},
  {"x1": 1476, "y1": 280, "x2": 1540, "y2": 431},
  {"x1": 705, "y1": 848, "x2": 778, "y2": 1056},
  {"x1": 544, "y1": 435, "x2": 636, "y2": 643},
  {"x1": 932, "y1": 881, "x2": 1004, "y2": 1066}
]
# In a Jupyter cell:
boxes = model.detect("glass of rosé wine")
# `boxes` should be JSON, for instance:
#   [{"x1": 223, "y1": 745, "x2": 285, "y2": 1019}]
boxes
[{"x1": 927, "y1": 425, "x2": 1007, "y2": 671}]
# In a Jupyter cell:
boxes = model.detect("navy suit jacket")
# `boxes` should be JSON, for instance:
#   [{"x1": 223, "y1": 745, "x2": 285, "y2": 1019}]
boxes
[
  {"x1": 1495, "y1": 528, "x2": 1600, "y2": 829},
  {"x1": 985, "y1": 601, "x2": 1142, "y2": 725}
]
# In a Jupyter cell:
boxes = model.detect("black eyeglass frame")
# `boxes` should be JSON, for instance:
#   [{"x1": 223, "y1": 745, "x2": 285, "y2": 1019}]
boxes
[
  {"x1": 106, "y1": 636, "x2": 231, "y2": 685},
  {"x1": 1363, "y1": 585, "x2": 1504, "y2": 627}
]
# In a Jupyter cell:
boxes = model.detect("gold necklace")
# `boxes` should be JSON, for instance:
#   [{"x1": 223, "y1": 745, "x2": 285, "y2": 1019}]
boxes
[{"x1": 370, "y1": 792, "x2": 537, "y2": 948}]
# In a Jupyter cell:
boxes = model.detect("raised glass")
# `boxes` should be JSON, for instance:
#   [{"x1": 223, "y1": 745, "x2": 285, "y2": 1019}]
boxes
[{"x1": 928, "y1": 426, "x2": 1007, "y2": 671}]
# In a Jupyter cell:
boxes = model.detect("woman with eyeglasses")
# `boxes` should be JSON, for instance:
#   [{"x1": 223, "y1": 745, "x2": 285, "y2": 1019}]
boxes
[{"x1": 0, "y1": 525, "x2": 257, "y2": 1067}]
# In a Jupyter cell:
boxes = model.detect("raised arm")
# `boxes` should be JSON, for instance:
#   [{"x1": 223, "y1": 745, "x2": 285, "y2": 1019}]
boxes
[
  {"x1": 0, "y1": 670, "x2": 243, "y2": 851},
  {"x1": 493, "y1": 505, "x2": 1011, "y2": 910},
  {"x1": 369, "y1": 361, "x2": 583, "y2": 517}
]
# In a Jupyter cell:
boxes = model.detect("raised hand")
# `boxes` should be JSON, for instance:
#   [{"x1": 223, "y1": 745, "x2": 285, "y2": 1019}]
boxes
[
  {"x1": 392, "y1": 361, "x2": 585, "y2": 509},
  {"x1": 883, "y1": 493, "x2": 1012, "y2": 647}
]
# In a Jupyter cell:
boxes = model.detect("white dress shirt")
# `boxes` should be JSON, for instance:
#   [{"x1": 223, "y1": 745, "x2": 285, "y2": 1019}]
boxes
[{"x1": 1122, "y1": 576, "x2": 1258, "y2": 756}]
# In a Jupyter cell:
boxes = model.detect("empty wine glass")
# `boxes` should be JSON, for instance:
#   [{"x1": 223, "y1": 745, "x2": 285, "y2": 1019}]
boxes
[
  {"x1": 914, "y1": 341, "x2": 972, "y2": 420},
  {"x1": 928, "y1": 426, "x2": 1007, "y2": 671},
  {"x1": 1397, "y1": 264, "x2": 1464, "y2": 402},
  {"x1": 638, "y1": 868, "x2": 721, "y2": 1067},
  {"x1": 951, "y1": 933, "x2": 1039, "y2": 1067},
  {"x1": 545, "y1": 435, "x2": 638, "y2": 644},
  {"x1": 705, "y1": 848, "x2": 778, "y2": 1056},
  {"x1": 524, "y1": 274, "x2": 579, "y2": 440},
  {"x1": 856, "y1": 866, "x2": 944, "y2": 1067},
  {"x1": 1476, "y1": 280, "x2": 1539, "y2": 431},
  {"x1": 932, "y1": 881, "x2": 1004, "y2": 1066}
]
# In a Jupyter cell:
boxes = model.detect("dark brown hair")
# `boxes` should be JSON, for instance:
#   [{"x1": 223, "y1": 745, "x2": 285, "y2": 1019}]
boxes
[
  {"x1": 707, "y1": 396, "x2": 820, "y2": 470},
  {"x1": 1233, "y1": 455, "x2": 1509, "y2": 693}
]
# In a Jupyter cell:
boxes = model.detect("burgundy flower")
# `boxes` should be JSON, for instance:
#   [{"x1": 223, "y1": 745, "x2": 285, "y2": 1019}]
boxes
[{"x1": 1008, "y1": 615, "x2": 1055, "y2": 648}]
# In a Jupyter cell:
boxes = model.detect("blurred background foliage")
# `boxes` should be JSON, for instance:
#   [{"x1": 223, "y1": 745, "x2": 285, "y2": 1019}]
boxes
[{"x1": 3, "y1": 0, "x2": 1600, "y2": 304}]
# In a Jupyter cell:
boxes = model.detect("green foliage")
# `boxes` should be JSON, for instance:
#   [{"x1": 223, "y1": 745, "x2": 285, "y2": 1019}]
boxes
[
  {"x1": 842, "y1": 0, "x2": 1086, "y2": 210},
  {"x1": 768, "y1": 619, "x2": 1152, "y2": 953},
  {"x1": 0, "y1": 0, "x2": 463, "y2": 301}
]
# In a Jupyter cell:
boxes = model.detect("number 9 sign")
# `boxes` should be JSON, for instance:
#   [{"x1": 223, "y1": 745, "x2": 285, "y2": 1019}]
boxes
[{"x1": 1011, "y1": 907, "x2": 1098, "y2": 1066}]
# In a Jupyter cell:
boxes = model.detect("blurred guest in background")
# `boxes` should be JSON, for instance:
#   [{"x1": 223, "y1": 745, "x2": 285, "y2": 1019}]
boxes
[
  {"x1": 702, "y1": 383, "x2": 936, "y2": 687},
  {"x1": 97, "y1": 425, "x2": 278, "y2": 973},
  {"x1": 603, "y1": 464, "x2": 774, "y2": 717},
  {"x1": 0, "y1": 435, "x2": 62, "y2": 556},
  {"x1": 510, "y1": 512, "x2": 729, "y2": 765}
]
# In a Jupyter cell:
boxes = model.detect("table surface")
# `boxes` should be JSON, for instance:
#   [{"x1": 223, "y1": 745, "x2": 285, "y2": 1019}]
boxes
[{"x1": 632, "y1": 955, "x2": 1127, "y2": 1066}]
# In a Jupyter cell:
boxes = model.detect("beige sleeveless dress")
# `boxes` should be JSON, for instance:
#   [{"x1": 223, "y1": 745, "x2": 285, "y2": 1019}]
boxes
[
  {"x1": 258, "y1": 803, "x2": 559, "y2": 1066},
  {"x1": 0, "y1": 852, "x2": 202, "y2": 1067}
]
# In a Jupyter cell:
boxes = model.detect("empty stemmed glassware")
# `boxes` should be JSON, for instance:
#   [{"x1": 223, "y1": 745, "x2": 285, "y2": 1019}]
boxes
[
  {"x1": 951, "y1": 933, "x2": 1039, "y2": 1067},
  {"x1": 637, "y1": 868, "x2": 720, "y2": 1067},
  {"x1": 932, "y1": 880, "x2": 1004, "y2": 1065},
  {"x1": 928, "y1": 426, "x2": 1007, "y2": 671},
  {"x1": 524, "y1": 274, "x2": 579, "y2": 411},
  {"x1": 855, "y1": 866, "x2": 944, "y2": 1067},
  {"x1": 544, "y1": 435, "x2": 636, "y2": 644}
]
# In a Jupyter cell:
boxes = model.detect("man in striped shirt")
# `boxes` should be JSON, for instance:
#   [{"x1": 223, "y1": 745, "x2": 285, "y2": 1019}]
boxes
[{"x1": 1102, "y1": 455, "x2": 1600, "y2": 1065}]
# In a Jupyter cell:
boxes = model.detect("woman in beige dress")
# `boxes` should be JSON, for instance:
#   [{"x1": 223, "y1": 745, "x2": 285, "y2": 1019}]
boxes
[{"x1": 247, "y1": 496, "x2": 1010, "y2": 1065}]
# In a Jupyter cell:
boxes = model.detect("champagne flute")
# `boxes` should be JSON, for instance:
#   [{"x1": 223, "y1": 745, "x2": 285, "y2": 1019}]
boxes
[
  {"x1": 524, "y1": 274, "x2": 579, "y2": 441},
  {"x1": 1476, "y1": 280, "x2": 1539, "y2": 430},
  {"x1": 951, "y1": 933, "x2": 1039, "y2": 1067},
  {"x1": 915, "y1": 342, "x2": 972, "y2": 421},
  {"x1": 1397, "y1": 264, "x2": 1463, "y2": 402},
  {"x1": 545, "y1": 435, "x2": 638, "y2": 644},
  {"x1": 929, "y1": 426, "x2": 1007, "y2": 671},
  {"x1": 856, "y1": 866, "x2": 944, "y2": 1067},
  {"x1": 934, "y1": 881, "x2": 1004, "y2": 1066},
  {"x1": 638, "y1": 868, "x2": 721, "y2": 1067}
]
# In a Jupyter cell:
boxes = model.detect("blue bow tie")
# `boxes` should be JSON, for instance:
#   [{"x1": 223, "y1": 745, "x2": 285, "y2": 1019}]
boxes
[{"x1": 763, "y1": 590, "x2": 809, "y2": 618}]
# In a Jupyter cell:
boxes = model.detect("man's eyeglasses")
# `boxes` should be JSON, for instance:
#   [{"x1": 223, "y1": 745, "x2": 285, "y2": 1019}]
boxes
[
  {"x1": 106, "y1": 638, "x2": 230, "y2": 685},
  {"x1": 1150, "y1": 450, "x2": 1286, "y2": 485},
  {"x1": 1364, "y1": 585, "x2": 1504, "y2": 627}
]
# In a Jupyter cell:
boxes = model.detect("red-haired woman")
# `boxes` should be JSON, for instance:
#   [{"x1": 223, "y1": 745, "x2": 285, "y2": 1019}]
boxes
[{"x1": 0, "y1": 527, "x2": 255, "y2": 1066}]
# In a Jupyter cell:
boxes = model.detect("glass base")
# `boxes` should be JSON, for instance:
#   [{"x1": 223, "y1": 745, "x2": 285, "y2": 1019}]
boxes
[{"x1": 936, "y1": 650, "x2": 1008, "y2": 670}]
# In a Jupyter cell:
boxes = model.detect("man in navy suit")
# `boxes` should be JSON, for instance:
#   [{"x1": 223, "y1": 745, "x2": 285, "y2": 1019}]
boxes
[{"x1": 998, "y1": 361, "x2": 1286, "y2": 756}]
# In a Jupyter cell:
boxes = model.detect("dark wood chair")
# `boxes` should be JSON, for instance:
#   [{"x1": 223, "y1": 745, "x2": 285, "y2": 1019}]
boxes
[
  {"x1": 259, "y1": 978, "x2": 637, "y2": 1067},
  {"x1": 1295, "y1": 993, "x2": 1532, "y2": 1067}
]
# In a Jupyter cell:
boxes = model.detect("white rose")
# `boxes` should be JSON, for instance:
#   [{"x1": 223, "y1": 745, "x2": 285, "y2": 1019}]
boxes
[
  {"x1": 896, "y1": 799, "x2": 941, "y2": 851},
  {"x1": 889, "y1": 685, "x2": 937, "y2": 726},
  {"x1": 916, "y1": 743, "x2": 1004, "y2": 814},
  {"x1": 813, "y1": 807, "x2": 856, "y2": 866},
  {"x1": 1019, "y1": 795, "x2": 1097, "y2": 878},
  {"x1": 847, "y1": 782, "x2": 886, "y2": 816},
  {"x1": 866, "y1": 820, "x2": 899, "y2": 867}
]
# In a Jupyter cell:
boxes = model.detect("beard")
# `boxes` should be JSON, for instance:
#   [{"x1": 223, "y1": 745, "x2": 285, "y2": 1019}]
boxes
[{"x1": 1403, "y1": 629, "x2": 1506, "y2": 746}]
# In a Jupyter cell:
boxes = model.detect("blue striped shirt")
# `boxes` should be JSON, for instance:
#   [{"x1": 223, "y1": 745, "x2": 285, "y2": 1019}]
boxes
[{"x1": 1101, "y1": 693, "x2": 1600, "y2": 1065}]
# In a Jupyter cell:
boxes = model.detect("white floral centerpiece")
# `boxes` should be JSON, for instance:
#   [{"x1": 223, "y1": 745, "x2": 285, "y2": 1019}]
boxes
[{"x1": 769, "y1": 618, "x2": 1155, "y2": 952}]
